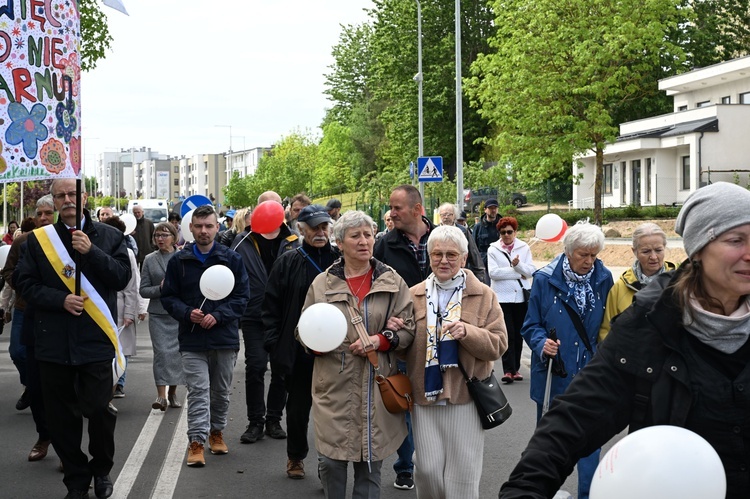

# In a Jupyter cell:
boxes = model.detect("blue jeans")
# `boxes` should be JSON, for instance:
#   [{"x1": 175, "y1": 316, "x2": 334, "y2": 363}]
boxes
[
  {"x1": 10, "y1": 310, "x2": 27, "y2": 386},
  {"x1": 537, "y1": 403, "x2": 599, "y2": 499},
  {"x1": 393, "y1": 360, "x2": 414, "y2": 474},
  {"x1": 116, "y1": 356, "x2": 129, "y2": 387},
  {"x1": 182, "y1": 349, "x2": 237, "y2": 443}
]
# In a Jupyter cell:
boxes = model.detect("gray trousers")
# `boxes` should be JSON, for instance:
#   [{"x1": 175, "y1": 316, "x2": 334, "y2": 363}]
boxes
[
  {"x1": 182, "y1": 349, "x2": 237, "y2": 443},
  {"x1": 318, "y1": 455, "x2": 382, "y2": 499}
]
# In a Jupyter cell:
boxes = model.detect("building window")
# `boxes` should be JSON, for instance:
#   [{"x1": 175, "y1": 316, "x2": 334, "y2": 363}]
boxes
[
  {"x1": 721, "y1": 96, "x2": 731, "y2": 104},
  {"x1": 173, "y1": 166, "x2": 178, "y2": 173},
  {"x1": 174, "y1": 191, "x2": 179, "y2": 198},
  {"x1": 696, "y1": 100, "x2": 711, "y2": 108},
  {"x1": 173, "y1": 179, "x2": 179, "y2": 186},
  {"x1": 741, "y1": 92, "x2": 750, "y2": 104},
  {"x1": 678, "y1": 105, "x2": 688, "y2": 111},
  {"x1": 681, "y1": 156, "x2": 690, "y2": 190},
  {"x1": 603, "y1": 163, "x2": 613, "y2": 194},
  {"x1": 621, "y1": 161, "x2": 627, "y2": 201},
  {"x1": 645, "y1": 158, "x2": 652, "y2": 202}
]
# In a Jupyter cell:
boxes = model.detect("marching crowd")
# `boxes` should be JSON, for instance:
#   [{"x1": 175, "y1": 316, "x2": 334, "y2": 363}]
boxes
[{"x1": 3, "y1": 179, "x2": 750, "y2": 499}]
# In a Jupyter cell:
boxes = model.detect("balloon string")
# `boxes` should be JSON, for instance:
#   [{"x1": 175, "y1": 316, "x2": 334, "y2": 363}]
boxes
[{"x1": 190, "y1": 297, "x2": 209, "y2": 333}]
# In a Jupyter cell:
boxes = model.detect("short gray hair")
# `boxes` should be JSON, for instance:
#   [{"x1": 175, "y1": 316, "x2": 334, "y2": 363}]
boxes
[
  {"x1": 333, "y1": 210, "x2": 375, "y2": 243},
  {"x1": 632, "y1": 222, "x2": 666, "y2": 249},
  {"x1": 427, "y1": 225, "x2": 468, "y2": 255},
  {"x1": 563, "y1": 221, "x2": 605, "y2": 255},
  {"x1": 37, "y1": 194, "x2": 54, "y2": 209},
  {"x1": 438, "y1": 202, "x2": 459, "y2": 218}
]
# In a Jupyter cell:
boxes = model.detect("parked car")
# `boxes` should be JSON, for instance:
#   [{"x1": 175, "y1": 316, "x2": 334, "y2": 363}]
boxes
[{"x1": 463, "y1": 188, "x2": 527, "y2": 213}]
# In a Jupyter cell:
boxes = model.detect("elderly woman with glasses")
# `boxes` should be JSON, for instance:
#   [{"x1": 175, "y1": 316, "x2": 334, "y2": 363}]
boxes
[
  {"x1": 140, "y1": 222, "x2": 185, "y2": 411},
  {"x1": 520, "y1": 221, "x2": 613, "y2": 499},
  {"x1": 402, "y1": 225, "x2": 506, "y2": 498},
  {"x1": 300, "y1": 210, "x2": 415, "y2": 498},
  {"x1": 487, "y1": 217, "x2": 535, "y2": 384},
  {"x1": 598, "y1": 222, "x2": 678, "y2": 342}
]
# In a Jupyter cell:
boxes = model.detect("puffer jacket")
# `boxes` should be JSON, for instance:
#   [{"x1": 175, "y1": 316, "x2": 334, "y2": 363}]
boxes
[
  {"x1": 404, "y1": 269, "x2": 507, "y2": 406},
  {"x1": 501, "y1": 264, "x2": 750, "y2": 498},
  {"x1": 598, "y1": 260, "x2": 678, "y2": 341},
  {"x1": 301, "y1": 258, "x2": 415, "y2": 463},
  {"x1": 521, "y1": 254, "x2": 613, "y2": 405}
]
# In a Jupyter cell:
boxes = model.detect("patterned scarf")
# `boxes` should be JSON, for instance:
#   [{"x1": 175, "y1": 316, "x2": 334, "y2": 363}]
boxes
[
  {"x1": 632, "y1": 260, "x2": 666, "y2": 286},
  {"x1": 561, "y1": 255, "x2": 596, "y2": 315},
  {"x1": 424, "y1": 269, "x2": 466, "y2": 400}
]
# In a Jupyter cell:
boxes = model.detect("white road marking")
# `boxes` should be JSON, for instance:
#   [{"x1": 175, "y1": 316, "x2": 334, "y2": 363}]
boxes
[
  {"x1": 111, "y1": 408, "x2": 166, "y2": 499},
  {"x1": 151, "y1": 395, "x2": 189, "y2": 499}
]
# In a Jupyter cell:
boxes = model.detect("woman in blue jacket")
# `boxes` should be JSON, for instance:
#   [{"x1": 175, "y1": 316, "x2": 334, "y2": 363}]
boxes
[{"x1": 521, "y1": 221, "x2": 613, "y2": 499}]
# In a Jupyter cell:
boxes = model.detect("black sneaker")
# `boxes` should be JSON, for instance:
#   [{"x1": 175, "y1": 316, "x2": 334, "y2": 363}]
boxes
[
  {"x1": 16, "y1": 389, "x2": 31, "y2": 411},
  {"x1": 394, "y1": 472, "x2": 414, "y2": 490},
  {"x1": 240, "y1": 423, "x2": 264, "y2": 444},
  {"x1": 265, "y1": 420, "x2": 287, "y2": 439},
  {"x1": 113, "y1": 385, "x2": 125, "y2": 399}
]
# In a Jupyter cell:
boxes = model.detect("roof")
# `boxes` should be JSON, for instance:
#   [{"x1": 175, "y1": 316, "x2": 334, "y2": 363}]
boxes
[{"x1": 616, "y1": 117, "x2": 719, "y2": 142}]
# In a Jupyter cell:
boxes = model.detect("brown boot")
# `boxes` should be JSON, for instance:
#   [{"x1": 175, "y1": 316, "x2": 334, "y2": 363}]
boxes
[
  {"x1": 28, "y1": 440, "x2": 51, "y2": 461},
  {"x1": 286, "y1": 459, "x2": 305, "y2": 479},
  {"x1": 186, "y1": 441, "x2": 205, "y2": 467}
]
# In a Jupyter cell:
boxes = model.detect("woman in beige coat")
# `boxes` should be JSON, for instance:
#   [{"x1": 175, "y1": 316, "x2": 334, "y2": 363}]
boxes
[
  {"x1": 404, "y1": 225, "x2": 507, "y2": 499},
  {"x1": 301, "y1": 210, "x2": 415, "y2": 499}
]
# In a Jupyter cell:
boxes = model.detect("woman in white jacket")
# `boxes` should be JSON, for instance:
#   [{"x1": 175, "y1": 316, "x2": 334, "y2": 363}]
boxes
[{"x1": 487, "y1": 217, "x2": 535, "y2": 383}]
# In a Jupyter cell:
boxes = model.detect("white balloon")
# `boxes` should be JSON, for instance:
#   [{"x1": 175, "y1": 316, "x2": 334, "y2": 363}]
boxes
[
  {"x1": 199, "y1": 265, "x2": 235, "y2": 301},
  {"x1": 535, "y1": 213, "x2": 565, "y2": 241},
  {"x1": 591, "y1": 425, "x2": 726, "y2": 499},
  {"x1": 120, "y1": 213, "x2": 137, "y2": 235},
  {"x1": 298, "y1": 303, "x2": 348, "y2": 353},
  {"x1": 0, "y1": 245, "x2": 10, "y2": 268},
  {"x1": 181, "y1": 209, "x2": 195, "y2": 243}
]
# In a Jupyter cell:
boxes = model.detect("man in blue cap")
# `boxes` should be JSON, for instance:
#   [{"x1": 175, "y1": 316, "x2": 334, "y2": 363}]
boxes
[{"x1": 216, "y1": 209, "x2": 236, "y2": 246}]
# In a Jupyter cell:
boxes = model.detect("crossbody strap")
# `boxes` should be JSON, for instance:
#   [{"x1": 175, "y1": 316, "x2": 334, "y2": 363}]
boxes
[
  {"x1": 501, "y1": 251, "x2": 525, "y2": 291},
  {"x1": 296, "y1": 247, "x2": 323, "y2": 273},
  {"x1": 346, "y1": 303, "x2": 380, "y2": 370},
  {"x1": 560, "y1": 300, "x2": 593, "y2": 353}
]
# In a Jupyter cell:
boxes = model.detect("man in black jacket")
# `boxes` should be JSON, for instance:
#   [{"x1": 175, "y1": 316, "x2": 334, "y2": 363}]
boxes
[
  {"x1": 262, "y1": 204, "x2": 339, "y2": 479},
  {"x1": 232, "y1": 191, "x2": 301, "y2": 445},
  {"x1": 372, "y1": 184, "x2": 433, "y2": 490},
  {"x1": 16, "y1": 179, "x2": 131, "y2": 499}
]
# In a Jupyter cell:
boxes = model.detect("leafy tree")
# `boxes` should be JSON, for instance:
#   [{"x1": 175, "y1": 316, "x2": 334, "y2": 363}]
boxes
[
  {"x1": 686, "y1": 0, "x2": 750, "y2": 68},
  {"x1": 467, "y1": 0, "x2": 686, "y2": 224},
  {"x1": 79, "y1": 0, "x2": 115, "y2": 71},
  {"x1": 317, "y1": 122, "x2": 359, "y2": 193}
]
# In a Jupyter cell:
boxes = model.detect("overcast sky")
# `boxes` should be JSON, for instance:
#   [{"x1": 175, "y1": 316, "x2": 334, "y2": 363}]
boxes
[{"x1": 82, "y1": 0, "x2": 374, "y2": 175}]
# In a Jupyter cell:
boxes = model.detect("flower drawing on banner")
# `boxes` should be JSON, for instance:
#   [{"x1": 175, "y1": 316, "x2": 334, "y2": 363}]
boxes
[
  {"x1": 0, "y1": 140, "x2": 7, "y2": 174},
  {"x1": 55, "y1": 98, "x2": 77, "y2": 143},
  {"x1": 40, "y1": 138, "x2": 67, "y2": 174},
  {"x1": 69, "y1": 136, "x2": 81, "y2": 175},
  {"x1": 5, "y1": 102, "x2": 49, "y2": 158},
  {"x1": 60, "y1": 53, "x2": 80, "y2": 97}
]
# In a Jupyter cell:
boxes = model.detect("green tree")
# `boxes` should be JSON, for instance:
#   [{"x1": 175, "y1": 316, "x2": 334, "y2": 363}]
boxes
[
  {"x1": 79, "y1": 0, "x2": 115, "y2": 71},
  {"x1": 467, "y1": 0, "x2": 686, "y2": 224},
  {"x1": 686, "y1": 0, "x2": 750, "y2": 68},
  {"x1": 317, "y1": 121, "x2": 359, "y2": 193}
]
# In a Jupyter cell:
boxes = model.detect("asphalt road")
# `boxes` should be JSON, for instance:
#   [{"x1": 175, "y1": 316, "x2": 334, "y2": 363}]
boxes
[{"x1": 0, "y1": 317, "x2": 625, "y2": 498}]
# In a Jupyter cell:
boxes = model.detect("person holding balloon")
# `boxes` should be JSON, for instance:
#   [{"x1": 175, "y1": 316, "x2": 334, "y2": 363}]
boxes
[
  {"x1": 502, "y1": 182, "x2": 750, "y2": 499},
  {"x1": 262, "y1": 204, "x2": 340, "y2": 479},
  {"x1": 598, "y1": 222, "x2": 677, "y2": 342},
  {"x1": 519, "y1": 220, "x2": 613, "y2": 499},
  {"x1": 402, "y1": 225, "x2": 506, "y2": 498},
  {"x1": 161, "y1": 204, "x2": 250, "y2": 468},
  {"x1": 487, "y1": 216, "x2": 535, "y2": 383},
  {"x1": 299, "y1": 210, "x2": 415, "y2": 498}
]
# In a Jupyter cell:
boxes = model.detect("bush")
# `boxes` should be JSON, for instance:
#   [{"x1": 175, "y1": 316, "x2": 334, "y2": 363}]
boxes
[{"x1": 511, "y1": 204, "x2": 679, "y2": 232}]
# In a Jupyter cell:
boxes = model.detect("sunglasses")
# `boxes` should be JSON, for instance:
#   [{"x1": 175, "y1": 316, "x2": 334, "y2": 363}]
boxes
[{"x1": 499, "y1": 230, "x2": 515, "y2": 235}]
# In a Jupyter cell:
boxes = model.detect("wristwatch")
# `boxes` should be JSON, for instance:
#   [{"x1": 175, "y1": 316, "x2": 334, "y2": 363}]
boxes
[{"x1": 381, "y1": 329, "x2": 399, "y2": 351}]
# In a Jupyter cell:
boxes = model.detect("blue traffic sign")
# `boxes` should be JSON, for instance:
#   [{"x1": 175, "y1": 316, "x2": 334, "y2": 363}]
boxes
[
  {"x1": 417, "y1": 156, "x2": 443, "y2": 182},
  {"x1": 180, "y1": 194, "x2": 213, "y2": 217}
]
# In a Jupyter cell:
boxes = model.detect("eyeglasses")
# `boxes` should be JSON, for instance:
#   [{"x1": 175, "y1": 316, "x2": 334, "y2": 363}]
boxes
[
  {"x1": 154, "y1": 233, "x2": 172, "y2": 239},
  {"x1": 430, "y1": 251, "x2": 461, "y2": 262},
  {"x1": 499, "y1": 230, "x2": 515, "y2": 235},
  {"x1": 52, "y1": 191, "x2": 77, "y2": 201}
]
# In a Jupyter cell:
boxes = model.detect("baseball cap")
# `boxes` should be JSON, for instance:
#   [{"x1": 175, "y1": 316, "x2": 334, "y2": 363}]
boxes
[
  {"x1": 485, "y1": 199, "x2": 499, "y2": 208},
  {"x1": 326, "y1": 198, "x2": 342, "y2": 210},
  {"x1": 298, "y1": 204, "x2": 332, "y2": 227},
  {"x1": 457, "y1": 211, "x2": 467, "y2": 221},
  {"x1": 225, "y1": 209, "x2": 236, "y2": 219}
]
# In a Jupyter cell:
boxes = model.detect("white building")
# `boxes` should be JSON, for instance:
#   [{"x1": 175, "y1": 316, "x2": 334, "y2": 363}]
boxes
[
  {"x1": 574, "y1": 56, "x2": 750, "y2": 208},
  {"x1": 96, "y1": 148, "x2": 167, "y2": 199},
  {"x1": 225, "y1": 147, "x2": 271, "y2": 179}
]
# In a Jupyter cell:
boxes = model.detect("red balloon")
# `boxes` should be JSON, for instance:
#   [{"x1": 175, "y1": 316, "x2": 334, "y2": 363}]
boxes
[
  {"x1": 544, "y1": 220, "x2": 568, "y2": 242},
  {"x1": 251, "y1": 201, "x2": 285, "y2": 234}
]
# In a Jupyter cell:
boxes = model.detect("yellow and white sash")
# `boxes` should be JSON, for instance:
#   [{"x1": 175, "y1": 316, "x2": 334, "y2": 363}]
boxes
[{"x1": 34, "y1": 224, "x2": 126, "y2": 382}]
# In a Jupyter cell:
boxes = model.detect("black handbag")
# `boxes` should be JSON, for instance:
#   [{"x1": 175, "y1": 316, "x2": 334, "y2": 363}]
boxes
[
  {"x1": 502, "y1": 252, "x2": 530, "y2": 303},
  {"x1": 458, "y1": 360, "x2": 512, "y2": 429}
]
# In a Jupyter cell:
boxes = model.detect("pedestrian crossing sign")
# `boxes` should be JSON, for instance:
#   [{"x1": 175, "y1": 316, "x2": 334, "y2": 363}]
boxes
[{"x1": 417, "y1": 156, "x2": 443, "y2": 183}]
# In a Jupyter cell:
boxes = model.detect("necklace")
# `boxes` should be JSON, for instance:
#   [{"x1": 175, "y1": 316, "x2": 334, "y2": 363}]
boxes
[{"x1": 345, "y1": 267, "x2": 372, "y2": 302}]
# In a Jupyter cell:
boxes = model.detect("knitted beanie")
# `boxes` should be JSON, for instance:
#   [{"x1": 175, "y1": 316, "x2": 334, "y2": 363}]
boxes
[{"x1": 675, "y1": 182, "x2": 750, "y2": 257}]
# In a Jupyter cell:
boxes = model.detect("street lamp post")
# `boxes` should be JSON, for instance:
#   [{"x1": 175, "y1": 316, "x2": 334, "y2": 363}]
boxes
[
  {"x1": 216, "y1": 124, "x2": 232, "y2": 181},
  {"x1": 414, "y1": 0, "x2": 424, "y2": 201},
  {"x1": 455, "y1": 0, "x2": 464, "y2": 207}
]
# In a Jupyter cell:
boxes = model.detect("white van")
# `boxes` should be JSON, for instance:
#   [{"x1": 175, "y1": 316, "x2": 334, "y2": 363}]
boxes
[{"x1": 127, "y1": 199, "x2": 169, "y2": 224}]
